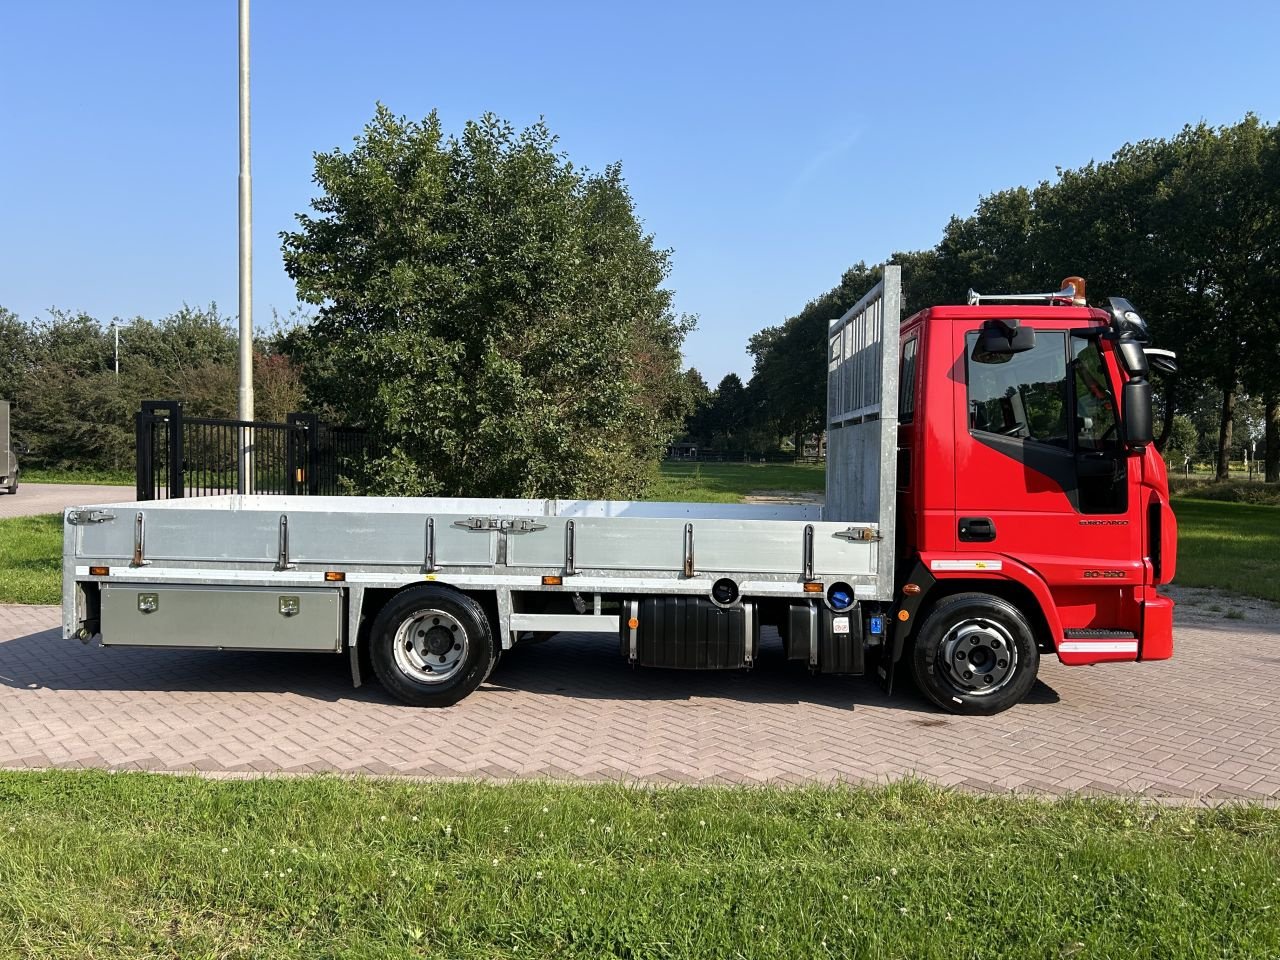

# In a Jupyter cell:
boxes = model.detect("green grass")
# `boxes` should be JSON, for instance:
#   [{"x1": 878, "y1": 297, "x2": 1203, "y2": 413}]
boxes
[
  {"x1": 0, "y1": 514, "x2": 60, "y2": 604},
  {"x1": 19, "y1": 466, "x2": 135, "y2": 485},
  {"x1": 651, "y1": 461, "x2": 825, "y2": 502},
  {"x1": 1170, "y1": 497, "x2": 1280, "y2": 602},
  {"x1": 0, "y1": 772, "x2": 1276, "y2": 959}
]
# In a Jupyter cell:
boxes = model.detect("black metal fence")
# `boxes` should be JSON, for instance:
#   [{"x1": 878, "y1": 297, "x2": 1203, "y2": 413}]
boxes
[{"x1": 136, "y1": 401, "x2": 370, "y2": 500}]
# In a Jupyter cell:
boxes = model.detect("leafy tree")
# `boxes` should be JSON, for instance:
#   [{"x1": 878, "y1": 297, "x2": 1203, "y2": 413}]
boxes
[
  {"x1": 281, "y1": 107, "x2": 691, "y2": 498},
  {"x1": 0, "y1": 307, "x2": 35, "y2": 401},
  {"x1": 745, "y1": 262, "x2": 883, "y2": 449},
  {"x1": 703, "y1": 373, "x2": 748, "y2": 449},
  {"x1": 0, "y1": 302, "x2": 304, "y2": 471},
  {"x1": 1161, "y1": 414, "x2": 1198, "y2": 474}
]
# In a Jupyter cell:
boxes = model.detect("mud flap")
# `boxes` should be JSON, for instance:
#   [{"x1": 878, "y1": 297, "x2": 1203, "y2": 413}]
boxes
[{"x1": 879, "y1": 559, "x2": 936, "y2": 694}]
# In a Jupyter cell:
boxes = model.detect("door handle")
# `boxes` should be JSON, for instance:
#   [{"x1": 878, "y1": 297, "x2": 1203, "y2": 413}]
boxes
[{"x1": 959, "y1": 517, "x2": 996, "y2": 542}]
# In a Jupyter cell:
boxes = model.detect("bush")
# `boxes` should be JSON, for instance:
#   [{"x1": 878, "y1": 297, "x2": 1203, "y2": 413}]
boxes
[{"x1": 1169, "y1": 476, "x2": 1280, "y2": 505}]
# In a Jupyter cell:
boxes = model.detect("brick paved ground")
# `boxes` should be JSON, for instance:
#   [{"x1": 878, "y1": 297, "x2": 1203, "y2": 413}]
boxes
[
  {"x1": 0, "y1": 483, "x2": 134, "y2": 519},
  {"x1": 1, "y1": 590, "x2": 1277, "y2": 800}
]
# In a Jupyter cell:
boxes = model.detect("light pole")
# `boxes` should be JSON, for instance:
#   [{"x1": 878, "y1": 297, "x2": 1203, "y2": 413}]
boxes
[
  {"x1": 110, "y1": 320, "x2": 119, "y2": 377},
  {"x1": 237, "y1": 0, "x2": 255, "y2": 493}
]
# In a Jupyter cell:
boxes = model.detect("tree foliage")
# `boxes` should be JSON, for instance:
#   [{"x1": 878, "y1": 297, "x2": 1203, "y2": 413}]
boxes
[
  {"x1": 0, "y1": 306, "x2": 303, "y2": 472},
  {"x1": 281, "y1": 107, "x2": 692, "y2": 498},
  {"x1": 740, "y1": 115, "x2": 1280, "y2": 477}
]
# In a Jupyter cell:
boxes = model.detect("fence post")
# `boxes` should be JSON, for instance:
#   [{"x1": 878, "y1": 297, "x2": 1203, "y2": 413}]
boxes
[
  {"x1": 137, "y1": 400, "x2": 181, "y2": 501},
  {"x1": 167, "y1": 401, "x2": 184, "y2": 498},
  {"x1": 135, "y1": 409, "x2": 152, "y2": 501},
  {"x1": 287, "y1": 412, "x2": 320, "y2": 495}
]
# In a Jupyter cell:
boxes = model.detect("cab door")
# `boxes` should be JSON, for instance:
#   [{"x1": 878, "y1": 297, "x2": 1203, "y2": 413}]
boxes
[{"x1": 951, "y1": 325, "x2": 1143, "y2": 631}]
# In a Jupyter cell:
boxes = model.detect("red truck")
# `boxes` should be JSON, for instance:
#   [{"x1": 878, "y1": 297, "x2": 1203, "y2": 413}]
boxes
[{"x1": 62, "y1": 267, "x2": 1178, "y2": 716}]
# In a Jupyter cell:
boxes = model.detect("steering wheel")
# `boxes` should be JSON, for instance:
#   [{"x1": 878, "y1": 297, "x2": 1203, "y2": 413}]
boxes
[{"x1": 1000, "y1": 422, "x2": 1025, "y2": 437}]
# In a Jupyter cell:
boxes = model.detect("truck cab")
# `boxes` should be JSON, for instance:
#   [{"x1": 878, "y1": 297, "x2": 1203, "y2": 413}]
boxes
[{"x1": 890, "y1": 278, "x2": 1177, "y2": 713}]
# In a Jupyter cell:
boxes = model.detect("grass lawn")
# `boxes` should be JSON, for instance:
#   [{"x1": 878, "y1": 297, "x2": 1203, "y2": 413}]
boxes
[
  {"x1": 1170, "y1": 497, "x2": 1280, "y2": 602},
  {"x1": 0, "y1": 772, "x2": 1276, "y2": 959},
  {"x1": 0, "y1": 513, "x2": 60, "y2": 604},
  {"x1": 18, "y1": 466, "x2": 135, "y2": 485},
  {"x1": 651, "y1": 461, "x2": 825, "y2": 502}
]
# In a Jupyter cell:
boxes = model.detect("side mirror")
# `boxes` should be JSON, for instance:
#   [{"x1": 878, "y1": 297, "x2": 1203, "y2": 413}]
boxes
[
  {"x1": 972, "y1": 319, "x2": 1036, "y2": 364},
  {"x1": 1123, "y1": 379, "x2": 1153, "y2": 449}
]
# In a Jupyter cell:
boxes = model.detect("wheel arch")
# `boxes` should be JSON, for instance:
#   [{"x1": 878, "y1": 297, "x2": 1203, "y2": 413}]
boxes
[
  {"x1": 894, "y1": 556, "x2": 1062, "y2": 661},
  {"x1": 347, "y1": 581, "x2": 501, "y2": 687},
  {"x1": 919, "y1": 578, "x2": 1055, "y2": 654}
]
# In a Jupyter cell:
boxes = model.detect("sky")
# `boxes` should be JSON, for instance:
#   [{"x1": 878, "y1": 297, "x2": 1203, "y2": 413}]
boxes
[{"x1": 2, "y1": 1, "x2": 1278, "y2": 385}]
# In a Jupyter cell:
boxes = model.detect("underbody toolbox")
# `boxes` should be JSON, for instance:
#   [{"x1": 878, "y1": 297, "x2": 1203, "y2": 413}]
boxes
[{"x1": 99, "y1": 584, "x2": 342, "y2": 652}]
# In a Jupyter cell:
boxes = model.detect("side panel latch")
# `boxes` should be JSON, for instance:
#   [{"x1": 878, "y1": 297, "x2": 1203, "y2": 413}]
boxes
[{"x1": 67, "y1": 510, "x2": 116, "y2": 525}]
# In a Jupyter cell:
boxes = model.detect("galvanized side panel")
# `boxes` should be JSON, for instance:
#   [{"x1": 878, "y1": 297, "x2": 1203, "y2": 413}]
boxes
[
  {"x1": 69, "y1": 499, "x2": 877, "y2": 581},
  {"x1": 100, "y1": 583, "x2": 342, "y2": 651},
  {"x1": 288, "y1": 512, "x2": 498, "y2": 567},
  {"x1": 827, "y1": 265, "x2": 900, "y2": 599}
]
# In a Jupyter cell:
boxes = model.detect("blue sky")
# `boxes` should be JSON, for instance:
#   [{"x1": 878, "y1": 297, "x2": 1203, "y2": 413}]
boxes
[{"x1": 2, "y1": 1, "x2": 1277, "y2": 384}]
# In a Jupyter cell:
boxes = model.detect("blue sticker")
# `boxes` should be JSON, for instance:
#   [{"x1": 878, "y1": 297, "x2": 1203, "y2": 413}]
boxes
[{"x1": 869, "y1": 616, "x2": 884, "y2": 635}]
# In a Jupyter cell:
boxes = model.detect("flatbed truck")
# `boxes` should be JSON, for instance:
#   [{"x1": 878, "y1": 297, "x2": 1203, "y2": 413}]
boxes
[{"x1": 61, "y1": 268, "x2": 1178, "y2": 714}]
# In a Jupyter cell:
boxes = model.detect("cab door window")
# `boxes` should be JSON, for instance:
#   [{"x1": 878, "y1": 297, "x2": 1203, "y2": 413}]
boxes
[
  {"x1": 1071, "y1": 337, "x2": 1127, "y2": 513},
  {"x1": 1072, "y1": 338, "x2": 1121, "y2": 452},
  {"x1": 966, "y1": 332, "x2": 1068, "y2": 447}
]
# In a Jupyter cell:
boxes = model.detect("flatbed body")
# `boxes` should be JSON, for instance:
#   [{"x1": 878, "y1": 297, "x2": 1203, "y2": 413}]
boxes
[{"x1": 63, "y1": 494, "x2": 887, "y2": 652}]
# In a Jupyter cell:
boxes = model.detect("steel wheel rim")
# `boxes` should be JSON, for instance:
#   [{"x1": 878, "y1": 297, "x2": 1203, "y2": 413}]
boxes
[
  {"x1": 393, "y1": 608, "x2": 469, "y2": 684},
  {"x1": 939, "y1": 617, "x2": 1017, "y2": 696}
]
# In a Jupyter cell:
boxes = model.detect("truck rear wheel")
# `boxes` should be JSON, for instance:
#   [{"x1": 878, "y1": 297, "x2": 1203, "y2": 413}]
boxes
[
  {"x1": 369, "y1": 584, "x2": 496, "y2": 708},
  {"x1": 910, "y1": 592, "x2": 1039, "y2": 715}
]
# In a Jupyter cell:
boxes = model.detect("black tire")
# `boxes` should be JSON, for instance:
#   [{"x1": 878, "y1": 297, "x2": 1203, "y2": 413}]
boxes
[
  {"x1": 369, "y1": 584, "x2": 497, "y2": 707},
  {"x1": 910, "y1": 592, "x2": 1039, "y2": 715}
]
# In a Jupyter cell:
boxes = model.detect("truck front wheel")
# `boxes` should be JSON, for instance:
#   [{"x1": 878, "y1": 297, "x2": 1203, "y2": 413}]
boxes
[
  {"x1": 910, "y1": 592, "x2": 1039, "y2": 715},
  {"x1": 369, "y1": 585, "x2": 497, "y2": 708}
]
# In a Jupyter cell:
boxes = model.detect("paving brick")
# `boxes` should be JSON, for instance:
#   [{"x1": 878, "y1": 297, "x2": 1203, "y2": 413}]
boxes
[{"x1": 3, "y1": 599, "x2": 1280, "y2": 800}]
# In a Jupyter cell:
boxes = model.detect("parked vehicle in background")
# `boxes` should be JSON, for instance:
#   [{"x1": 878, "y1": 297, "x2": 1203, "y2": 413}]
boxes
[
  {"x1": 60, "y1": 268, "x2": 1179, "y2": 715},
  {"x1": 1, "y1": 400, "x2": 18, "y2": 494}
]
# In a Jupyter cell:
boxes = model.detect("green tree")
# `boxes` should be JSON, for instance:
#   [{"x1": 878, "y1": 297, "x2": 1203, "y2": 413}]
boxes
[
  {"x1": 281, "y1": 107, "x2": 691, "y2": 498},
  {"x1": 746, "y1": 261, "x2": 883, "y2": 449},
  {"x1": 0, "y1": 307, "x2": 36, "y2": 401},
  {"x1": 1162, "y1": 414, "x2": 1198, "y2": 474}
]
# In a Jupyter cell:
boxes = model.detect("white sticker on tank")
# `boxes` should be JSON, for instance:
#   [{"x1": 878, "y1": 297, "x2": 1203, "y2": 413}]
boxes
[{"x1": 832, "y1": 616, "x2": 850, "y2": 635}]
